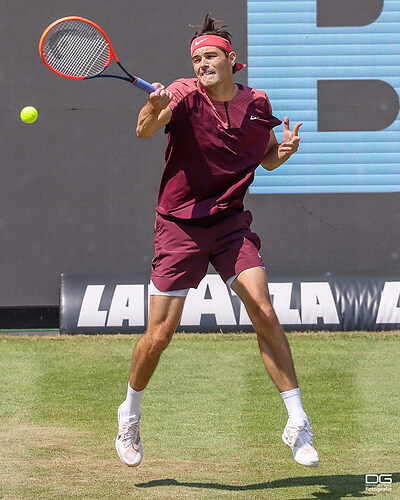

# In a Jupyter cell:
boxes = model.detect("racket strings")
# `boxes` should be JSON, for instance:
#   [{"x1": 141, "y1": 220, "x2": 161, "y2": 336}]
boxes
[{"x1": 42, "y1": 20, "x2": 110, "y2": 78}]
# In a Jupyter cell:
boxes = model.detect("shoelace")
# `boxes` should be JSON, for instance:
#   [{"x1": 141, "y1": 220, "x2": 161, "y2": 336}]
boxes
[
  {"x1": 120, "y1": 417, "x2": 140, "y2": 449},
  {"x1": 294, "y1": 424, "x2": 314, "y2": 447},
  {"x1": 286, "y1": 423, "x2": 314, "y2": 446}
]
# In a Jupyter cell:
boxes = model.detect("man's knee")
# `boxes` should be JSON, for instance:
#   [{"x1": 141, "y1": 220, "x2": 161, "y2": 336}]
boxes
[
  {"x1": 143, "y1": 329, "x2": 174, "y2": 356},
  {"x1": 250, "y1": 301, "x2": 279, "y2": 329}
]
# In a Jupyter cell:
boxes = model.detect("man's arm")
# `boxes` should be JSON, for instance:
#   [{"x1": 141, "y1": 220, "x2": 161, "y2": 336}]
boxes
[
  {"x1": 261, "y1": 117, "x2": 302, "y2": 171},
  {"x1": 136, "y1": 83, "x2": 173, "y2": 139}
]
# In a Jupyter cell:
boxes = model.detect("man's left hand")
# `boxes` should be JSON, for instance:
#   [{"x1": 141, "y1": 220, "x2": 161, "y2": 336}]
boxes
[{"x1": 278, "y1": 116, "x2": 303, "y2": 156}]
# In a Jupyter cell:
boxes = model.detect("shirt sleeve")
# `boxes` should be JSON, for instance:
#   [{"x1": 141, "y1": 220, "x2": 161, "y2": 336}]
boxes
[
  {"x1": 264, "y1": 94, "x2": 282, "y2": 130},
  {"x1": 166, "y1": 78, "x2": 197, "y2": 111}
]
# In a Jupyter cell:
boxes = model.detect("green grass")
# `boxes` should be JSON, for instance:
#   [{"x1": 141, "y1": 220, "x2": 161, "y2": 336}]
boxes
[{"x1": 0, "y1": 332, "x2": 399, "y2": 499}]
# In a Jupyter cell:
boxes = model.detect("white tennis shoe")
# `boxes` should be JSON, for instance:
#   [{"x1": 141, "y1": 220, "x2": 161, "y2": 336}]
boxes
[
  {"x1": 282, "y1": 420, "x2": 320, "y2": 467},
  {"x1": 115, "y1": 405, "x2": 143, "y2": 467}
]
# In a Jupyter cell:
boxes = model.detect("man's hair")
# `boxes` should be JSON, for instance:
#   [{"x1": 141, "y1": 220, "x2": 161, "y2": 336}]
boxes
[
  {"x1": 191, "y1": 13, "x2": 237, "y2": 73},
  {"x1": 191, "y1": 13, "x2": 233, "y2": 43}
]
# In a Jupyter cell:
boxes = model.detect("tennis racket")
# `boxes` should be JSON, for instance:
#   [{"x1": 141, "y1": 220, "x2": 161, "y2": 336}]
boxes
[{"x1": 39, "y1": 16, "x2": 156, "y2": 93}]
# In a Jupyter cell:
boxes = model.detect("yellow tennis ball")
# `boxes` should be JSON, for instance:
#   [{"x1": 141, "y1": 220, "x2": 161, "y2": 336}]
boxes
[{"x1": 20, "y1": 106, "x2": 38, "y2": 124}]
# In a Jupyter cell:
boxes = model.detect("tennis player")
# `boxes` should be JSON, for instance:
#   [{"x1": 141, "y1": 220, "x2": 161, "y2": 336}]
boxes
[{"x1": 116, "y1": 14, "x2": 319, "y2": 468}]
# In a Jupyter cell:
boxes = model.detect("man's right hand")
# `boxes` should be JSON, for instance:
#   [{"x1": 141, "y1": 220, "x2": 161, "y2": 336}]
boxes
[{"x1": 148, "y1": 83, "x2": 173, "y2": 110}]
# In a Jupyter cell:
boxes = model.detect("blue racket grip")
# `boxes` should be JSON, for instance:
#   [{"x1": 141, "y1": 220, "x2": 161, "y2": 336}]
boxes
[{"x1": 134, "y1": 77, "x2": 157, "y2": 93}]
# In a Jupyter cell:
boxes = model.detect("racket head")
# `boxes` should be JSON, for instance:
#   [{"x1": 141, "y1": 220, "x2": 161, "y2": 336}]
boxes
[{"x1": 39, "y1": 16, "x2": 117, "y2": 80}]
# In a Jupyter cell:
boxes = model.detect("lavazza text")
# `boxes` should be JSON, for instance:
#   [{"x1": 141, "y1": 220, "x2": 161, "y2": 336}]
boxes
[{"x1": 61, "y1": 274, "x2": 400, "y2": 332}]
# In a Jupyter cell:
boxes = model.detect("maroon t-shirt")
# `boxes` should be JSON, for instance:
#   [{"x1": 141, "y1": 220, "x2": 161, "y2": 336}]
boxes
[{"x1": 156, "y1": 78, "x2": 281, "y2": 221}]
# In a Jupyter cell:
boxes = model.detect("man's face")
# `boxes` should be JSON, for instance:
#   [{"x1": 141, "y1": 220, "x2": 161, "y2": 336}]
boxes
[{"x1": 192, "y1": 46, "x2": 235, "y2": 89}]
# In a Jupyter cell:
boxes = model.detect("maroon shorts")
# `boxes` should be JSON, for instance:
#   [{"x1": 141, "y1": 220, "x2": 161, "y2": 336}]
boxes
[{"x1": 151, "y1": 210, "x2": 264, "y2": 292}]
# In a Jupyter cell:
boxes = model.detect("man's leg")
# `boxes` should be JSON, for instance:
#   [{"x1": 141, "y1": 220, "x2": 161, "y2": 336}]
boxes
[
  {"x1": 130, "y1": 294, "x2": 186, "y2": 391},
  {"x1": 230, "y1": 266, "x2": 319, "y2": 467},
  {"x1": 230, "y1": 267, "x2": 297, "y2": 392},
  {"x1": 116, "y1": 294, "x2": 186, "y2": 467}
]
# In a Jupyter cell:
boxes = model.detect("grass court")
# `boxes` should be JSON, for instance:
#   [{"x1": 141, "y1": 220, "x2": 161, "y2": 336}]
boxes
[{"x1": 0, "y1": 331, "x2": 399, "y2": 499}]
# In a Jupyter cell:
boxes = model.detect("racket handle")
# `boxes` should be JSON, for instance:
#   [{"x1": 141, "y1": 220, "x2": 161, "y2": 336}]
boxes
[{"x1": 133, "y1": 77, "x2": 157, "y2": 93}]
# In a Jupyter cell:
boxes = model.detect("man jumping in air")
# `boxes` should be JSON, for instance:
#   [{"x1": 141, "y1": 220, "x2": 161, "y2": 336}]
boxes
[{"x1": 116, "y1": 13, "x2": 319, "y2": 469}]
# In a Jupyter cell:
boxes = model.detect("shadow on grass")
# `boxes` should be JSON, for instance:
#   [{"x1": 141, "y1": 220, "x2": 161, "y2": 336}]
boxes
[{"x1": 136, "y1": 472, "x2": 399, "y2": 499}]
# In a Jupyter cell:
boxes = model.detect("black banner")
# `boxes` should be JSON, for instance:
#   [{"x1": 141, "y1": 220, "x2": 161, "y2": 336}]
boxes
[{"x1": 60, "y1": 273, "x2": 400, "y2": 334}]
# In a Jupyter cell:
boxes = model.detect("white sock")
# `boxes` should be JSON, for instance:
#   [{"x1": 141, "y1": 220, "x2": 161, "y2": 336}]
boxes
[
  {"x1": 280, "y1": 388, "x2": 308, "y2": 427},
  {"x1": 120, "y1": 382, "x2": 144, "y2": 420}
]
